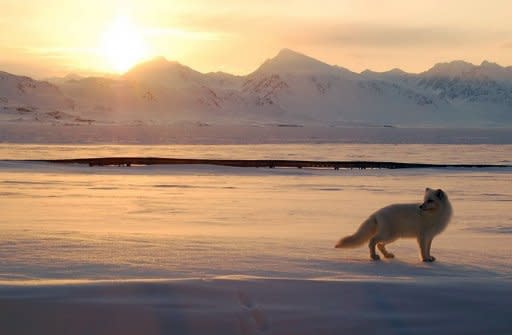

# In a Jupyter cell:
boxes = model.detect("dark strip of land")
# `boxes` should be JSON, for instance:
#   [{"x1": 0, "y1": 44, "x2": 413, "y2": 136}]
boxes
[{"x1": 19, "y1": 157, "x2": 512, "y2": 169}]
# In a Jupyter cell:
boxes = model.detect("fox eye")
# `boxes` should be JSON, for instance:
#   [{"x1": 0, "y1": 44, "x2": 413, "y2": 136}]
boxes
[{"x1": 427, "y1": 199, "x2": 434, "y2": 203}]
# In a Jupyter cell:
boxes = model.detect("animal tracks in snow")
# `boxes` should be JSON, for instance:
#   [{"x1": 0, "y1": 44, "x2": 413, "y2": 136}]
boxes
[{"x1": 237, "y1": 290, "x2": 271, "y2": 335}]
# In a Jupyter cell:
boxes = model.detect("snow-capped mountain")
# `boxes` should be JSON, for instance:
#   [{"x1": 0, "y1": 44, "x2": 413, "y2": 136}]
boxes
[
  {"x1": 1, "y1": 50, "x2": 511, "y2": 126},
  {"x1": 0, "y1": 71, "x2": 78, "y2": 123},
  {"x1": 362, "y1": 60, "x2": 512, "y2": 125}
]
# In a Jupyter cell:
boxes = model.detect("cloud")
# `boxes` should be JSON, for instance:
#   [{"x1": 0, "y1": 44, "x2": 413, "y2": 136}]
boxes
[
  {"x1": 284, "y1": 23, "x2": 505, "y2": 48},
  {"x1": 0, "y1": 46, "x2": 97, "y2": 78},
  {"x1": 26, "y1": 47, "x2": 95, "y2": 57},
  {"x1": 0, "y1": 46, "x2": 96, "y2": 64},
  {"x1": 142, "y1": 27, "x2": 228, "y2": 41},
  {"x1": 169, "y1": 13, "x2": 506, "y2": 49}
]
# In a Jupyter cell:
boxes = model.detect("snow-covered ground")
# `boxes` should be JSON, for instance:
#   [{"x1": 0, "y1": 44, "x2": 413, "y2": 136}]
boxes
[{"x1": 0, "y1": 144, "x2": 511, "y2": 334}]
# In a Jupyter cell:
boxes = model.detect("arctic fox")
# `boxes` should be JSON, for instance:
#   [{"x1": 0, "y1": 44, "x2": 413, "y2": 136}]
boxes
[{"x1": 335, "y1": 188, "x2": 452, "y2": 262}]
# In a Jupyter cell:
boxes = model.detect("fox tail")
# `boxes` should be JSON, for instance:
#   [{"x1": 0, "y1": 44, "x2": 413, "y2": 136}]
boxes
[{"x1": 335, "y1": 216, "x2": 377, "y2": 248}]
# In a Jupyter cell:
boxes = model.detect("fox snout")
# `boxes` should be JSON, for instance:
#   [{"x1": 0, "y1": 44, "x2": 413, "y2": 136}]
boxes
[{"x1": 419, "y1": 202, "x2": 434, "y2": 211}]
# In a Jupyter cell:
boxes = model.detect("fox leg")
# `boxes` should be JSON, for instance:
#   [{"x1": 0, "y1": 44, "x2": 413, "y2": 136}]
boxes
[
  {"x1": 426, "y1": 238, "x2": 436, "y2": 261},
  {"x1": 377, "y1": 242, "x2": 395, "y2": 259},
  {"x1": 418, "y1": 235, "x2": 435, "y2": 262},
  {"x1": 368, "y1": 238, "x2": 380, "y2": 261}
]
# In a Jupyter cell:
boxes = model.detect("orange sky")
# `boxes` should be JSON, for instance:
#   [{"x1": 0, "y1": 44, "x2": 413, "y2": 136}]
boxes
[{"x1": 1, "y1": 0, "x2": 511, "y2": 78}]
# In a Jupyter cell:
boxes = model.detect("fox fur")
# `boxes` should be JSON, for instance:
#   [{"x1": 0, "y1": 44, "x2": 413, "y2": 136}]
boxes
[{"x1": 335, "y1": 188, "x2": 452, "y2": 262}]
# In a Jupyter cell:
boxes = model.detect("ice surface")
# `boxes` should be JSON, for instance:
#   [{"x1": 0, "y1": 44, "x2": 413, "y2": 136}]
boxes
[
  {"x1": 0, "y1": 144, "x2": 511, "y2": 334},
  {"x1": 1, "y1": 279, "x2": 511, "y2": 335},
  {"x1": 2, "y1": 124, "x2": 512, "y2": 144}
]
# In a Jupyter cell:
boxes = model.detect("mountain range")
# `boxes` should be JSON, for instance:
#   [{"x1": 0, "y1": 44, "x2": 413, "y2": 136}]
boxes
[{"x1": 1, "y1": 48, "x2": 512, "y2": 127}]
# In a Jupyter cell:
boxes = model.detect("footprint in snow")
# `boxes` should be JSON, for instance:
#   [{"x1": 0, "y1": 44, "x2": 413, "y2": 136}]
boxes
[{"x1": 237, "y1": 290, "x2": 271, "y2": 334}]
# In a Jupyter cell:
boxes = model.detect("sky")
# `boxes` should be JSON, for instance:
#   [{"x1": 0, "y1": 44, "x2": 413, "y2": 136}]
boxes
[{"x1": 1, "y1": 0, "x2": 511, "y2": 78}]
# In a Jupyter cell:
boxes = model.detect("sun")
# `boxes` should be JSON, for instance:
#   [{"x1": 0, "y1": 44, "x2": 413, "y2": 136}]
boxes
[{"x1": 100, "y1": 15, "x2": 148, "y2": 73}]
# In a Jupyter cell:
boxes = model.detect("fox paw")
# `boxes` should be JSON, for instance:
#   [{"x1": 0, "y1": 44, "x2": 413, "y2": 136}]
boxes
[
  {"x1": 422, "y1": 256, "x2": 436, "y2": 262},
  {"x1": 371, "y1": 254, "x2": 381, "y2": 261}
]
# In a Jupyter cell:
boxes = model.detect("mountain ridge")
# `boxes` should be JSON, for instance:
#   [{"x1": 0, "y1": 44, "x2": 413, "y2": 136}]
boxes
[
  {"x1": 7, "y1": 49, "x2": 512, "y2": 82},
  {"x1": 2, "y1": 49, "x2": 512, "y2": 127}
]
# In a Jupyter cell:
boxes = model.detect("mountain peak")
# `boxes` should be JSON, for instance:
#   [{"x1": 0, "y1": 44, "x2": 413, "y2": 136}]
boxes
[
  {"x1": 126, "y1": 56, "x2": 173, "y2": 73},
  {"x1": 275, "y1": 48, "x2": 309, "y2": 59},
  {"x1": 387, "y1": 68, "x2": 408, "y2": 75},
  {"x1": 362, "y1": 68, "x2": 407, "y2": 77},
  {"x1": 478, "y1": 60, "x2": 512, "y2": 81},
  {"x1": 424, "y1": 60, "x2": 476, "y2": 76},
  {"x1": 152, "y1": 56, "x2": 168, "y2": 62},
  {"x1": 422, "y1": 59, "x2": 512, "y2": 80},
  {"x1": 480, "y1": 60, "x2": 502, "y2": 69},
  {"x1": 253, "y1": 48, "x2": 338, "y2": 75},
  {"x1": 124, "y1": 56, "x2": 203, "y2": 83}
]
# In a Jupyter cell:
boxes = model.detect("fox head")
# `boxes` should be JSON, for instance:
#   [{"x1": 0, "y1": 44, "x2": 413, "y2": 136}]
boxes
[{"x1": 420, "y1": 188, "x2": 447, "y2": 211}]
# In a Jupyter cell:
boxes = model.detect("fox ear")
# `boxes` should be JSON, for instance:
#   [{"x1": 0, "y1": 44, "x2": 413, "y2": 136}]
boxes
[
  {"x1": 435, "y1": 189, "x2": 444, "y2": 199},
  {"x1": 425, "y1": 187, "x2": 431, "y2": 192}
]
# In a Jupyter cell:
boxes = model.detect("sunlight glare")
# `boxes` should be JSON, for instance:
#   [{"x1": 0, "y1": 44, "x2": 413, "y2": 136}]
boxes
[{"x1": 100, "y1": 15, "x2": 148, "y2": 73}]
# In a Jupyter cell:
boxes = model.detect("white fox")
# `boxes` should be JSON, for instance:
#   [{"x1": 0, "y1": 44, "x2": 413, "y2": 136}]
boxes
[{"x1": 335, "y1": 188, "x2": 452, "y2": 262}]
